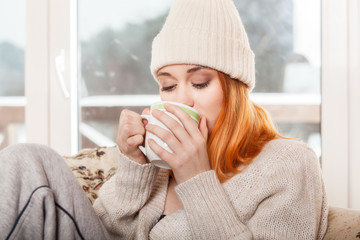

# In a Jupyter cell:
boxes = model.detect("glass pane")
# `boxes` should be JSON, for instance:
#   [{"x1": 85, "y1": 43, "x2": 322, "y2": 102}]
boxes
[
  {"x1": 80, "y1": 106, "x2": 146, "y2": 149},
  {"x1": 78, "y1": 0, "x2": 172, "y2": 148},
  {"x1": 277, "y1": 123, "x2": 321, "y2": 157},
  {"x1": 237, "y1": 0, "x2": 321, "y2": 94},
  {"x1": 0, "y1": 0, "x2": 26, "y2": 150},
  {"x1": 78, "y1": 0, "x2": 321, "y2": 152},
  {"x1": 79, "y1": 0, "x2": 173, "y2": 96}
]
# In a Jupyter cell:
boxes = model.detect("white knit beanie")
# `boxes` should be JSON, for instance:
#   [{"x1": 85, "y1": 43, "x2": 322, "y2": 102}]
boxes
[{"x1": 150, "y1": 0, "x2": 255, "y2": 91}]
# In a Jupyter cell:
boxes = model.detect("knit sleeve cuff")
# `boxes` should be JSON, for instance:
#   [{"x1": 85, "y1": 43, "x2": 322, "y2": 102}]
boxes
[
  {"x1": 110, "y1": 146, "x2": 159, "y2": 204},
  {"x1": 175, "y1": 171, "x2": 251, "y2": 239},
  {"x1": 116, "y1": 147, "x2": 159, "y2": 192}
]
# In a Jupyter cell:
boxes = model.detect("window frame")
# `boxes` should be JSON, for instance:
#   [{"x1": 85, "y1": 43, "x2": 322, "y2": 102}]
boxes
[
  {"x1": 321, "y1": 0, "x2": 360, "y2": 209},
  {"x1": 25, "y1": 0, "x2": 78, "y2": 155}
]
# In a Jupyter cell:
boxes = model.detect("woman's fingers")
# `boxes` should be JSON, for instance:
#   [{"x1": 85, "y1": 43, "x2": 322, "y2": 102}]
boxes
[
  {"x1": 150, "y1": 104, "x2": 201, "y2": 144},
  {"x1": 141, "y1": 108, "x2": 150, "y2": 126},
  {"x1": 146, "y1": 105, "x2": 210, "y2": 183},
  {"x1": 120, "y1": 120, "x2": 145, "y2": 143},
  {"x1": 163, "y1": 103, "x2": 200, "y2": 137},
  {"x1": 151, "y1": 109, "x2": 189, "y2": 142},
  {"x1": 148, "y1": 138, "x2": 174, "y2": 166},
  {"x1": 199, "y1": 116, "x2": 209, "y2": 140},
  {"x1": 127, "y1": 134, "x2": 144, "y2": 147},
  {"x1": 142, "y1": 108, "x2": 150, "y2": 115},
  {"x1": 145, "y1": 123, "x2": 181, "y2": 152},
  {"x1": 116, "y1": 109, "x2": 148, "y2": 164}
]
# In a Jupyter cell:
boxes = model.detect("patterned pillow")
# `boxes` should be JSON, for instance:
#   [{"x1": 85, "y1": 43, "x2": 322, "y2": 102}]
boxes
[{"x1": 62, "y1": 146, "x2": 118, "y2": 204}]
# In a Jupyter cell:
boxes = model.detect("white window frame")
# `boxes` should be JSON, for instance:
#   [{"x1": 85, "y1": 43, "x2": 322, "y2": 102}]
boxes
[
  {"x1": 25, "y1": 0, "x2": 78, "y2": 155},
  {"x1": 24, "y1": 0, "x2": 360, "y2": 209},
  {"x1": 321, "y1": 0, "x2": 360, "y2": 209},
  {"x1": 347, "y1": 0, "x2": 360, "y2": 210}
]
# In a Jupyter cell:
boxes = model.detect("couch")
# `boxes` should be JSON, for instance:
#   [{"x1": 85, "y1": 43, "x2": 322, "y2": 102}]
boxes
[{"x1": 63, "y1": 146, "x2": 360, "y2": 240}]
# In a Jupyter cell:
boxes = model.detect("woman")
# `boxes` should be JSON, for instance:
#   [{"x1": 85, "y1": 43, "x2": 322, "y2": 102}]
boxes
[
  {"x1": 94, "y1": 0, "x2": 328, "y2": 239},
  {"x1": 0, "y1": 0, "x2": 327, "y2": 239}
]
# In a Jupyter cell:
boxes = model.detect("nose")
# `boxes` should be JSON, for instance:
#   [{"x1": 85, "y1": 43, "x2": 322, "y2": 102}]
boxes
[{"x1": 177, "y1": 87, "x2": 194, "y2": 107}]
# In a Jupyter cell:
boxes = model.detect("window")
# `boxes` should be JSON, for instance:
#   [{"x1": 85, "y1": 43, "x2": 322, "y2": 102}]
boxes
[
  {"x1": 237, "y1": 0, "x2": 321, "y2": 157},
  {"x1": 78, "y1": 0, "x2": 321, "y2": 157},
  {"x1": 0, "y1": 0, "x2": 26, "y2": 150},
  {"x1": 78, "y1": 0, "x2": 172, "y2": 148}
]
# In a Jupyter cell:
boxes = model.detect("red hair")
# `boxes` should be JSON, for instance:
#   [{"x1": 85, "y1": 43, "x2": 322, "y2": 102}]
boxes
[{"x1": 207, "y1": 72, "x2": 281, "y2": 182}]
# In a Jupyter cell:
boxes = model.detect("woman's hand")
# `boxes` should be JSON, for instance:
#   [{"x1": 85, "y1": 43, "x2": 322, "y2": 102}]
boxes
[
  {"x1": 116, "y1": 108, "x2": 150, "y2": 164},
  {"x1": 145, "y1": 103, "x2": 210, "y2": 183}
]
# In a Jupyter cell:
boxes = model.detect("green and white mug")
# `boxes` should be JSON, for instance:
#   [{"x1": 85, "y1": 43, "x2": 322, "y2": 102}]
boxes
[{"x1": 139, "y1": 101, "x2": 200, "y2": 169}]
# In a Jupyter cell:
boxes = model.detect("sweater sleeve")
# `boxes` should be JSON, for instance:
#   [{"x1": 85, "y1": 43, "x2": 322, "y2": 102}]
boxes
[
  {"x1": 93, "y1": 147, "x2": 159, "y2": 239},
  {"x1": 175, "y1": 140, "x2": 328, "y2": 240}
]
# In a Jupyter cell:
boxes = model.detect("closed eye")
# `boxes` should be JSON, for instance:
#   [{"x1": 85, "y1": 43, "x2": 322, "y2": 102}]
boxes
[
  {"x1": 160, "y1": 84, "x2": 177, "y2": 92},
  {"x1": 193, "y1": 80, "x2": 210, "y2": 89}
]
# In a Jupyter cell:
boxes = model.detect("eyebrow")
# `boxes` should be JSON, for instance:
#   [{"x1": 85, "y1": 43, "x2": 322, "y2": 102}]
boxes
[
  {"x1": 157, "y1": 66, "x2": 208, "y2": 77},
  {"x1": 157, "y1": 71, "x2": 171, "y2": 77},
  {"x1": 187, "y1": 66, "x2": 207, "y2": 73}
]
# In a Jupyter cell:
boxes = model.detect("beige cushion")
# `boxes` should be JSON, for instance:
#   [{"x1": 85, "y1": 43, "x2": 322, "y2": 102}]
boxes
[
  {"x1": 63, "y1": 146, "x2": 118, "y2": 204},
  {"x1": 63, "y1": 146, "x2": 360, "y2": 238},
  {"x1": 324, "y1": 207, "x2": 360, "y2": 240}
]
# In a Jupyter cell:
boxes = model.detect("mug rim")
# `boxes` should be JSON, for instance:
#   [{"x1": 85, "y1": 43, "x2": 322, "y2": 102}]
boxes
[{"x1": 151, "y1": 101, "x2": 200, "y2": 123}]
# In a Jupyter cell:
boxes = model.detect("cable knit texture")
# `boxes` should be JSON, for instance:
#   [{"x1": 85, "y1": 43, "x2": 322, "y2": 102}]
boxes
[
  {"x1": 93, "y1": 139, "x2": 328, "y2": 239},
  {"x1": 150, "y1": 0, "x2": 255, "y2": 91}
]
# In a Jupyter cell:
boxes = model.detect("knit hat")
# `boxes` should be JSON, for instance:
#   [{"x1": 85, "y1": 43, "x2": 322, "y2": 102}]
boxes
[{"x1": 150, "y1": 0, "x2": 255, "y2": 91}]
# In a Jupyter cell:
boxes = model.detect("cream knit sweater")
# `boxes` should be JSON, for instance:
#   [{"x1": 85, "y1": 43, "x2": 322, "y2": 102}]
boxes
[{"x1": 93, "y1": 139, "x2": 328, "y2": 239}]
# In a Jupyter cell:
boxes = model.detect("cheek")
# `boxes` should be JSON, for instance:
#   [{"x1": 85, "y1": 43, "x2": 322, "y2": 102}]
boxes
[
  {"x1": 199, "y1": 86, "x2": 223, "y2": 133},
  {"x1": 159, "y1": 92, "x2": 175, "y2": 102},
  {"x1": 207, "y1": 96, "x2": 223, "y2": 132}
]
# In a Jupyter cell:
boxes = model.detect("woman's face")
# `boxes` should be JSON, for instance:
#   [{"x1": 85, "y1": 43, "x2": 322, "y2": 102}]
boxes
[{"x1": 156, "y1": 64, "x2": 224, "y2": 134}]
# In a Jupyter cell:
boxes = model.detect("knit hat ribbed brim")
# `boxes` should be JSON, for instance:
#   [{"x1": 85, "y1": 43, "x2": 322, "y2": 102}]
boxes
[{"x1": 150, "y1": 0, "x2": 255, "y2": 91}]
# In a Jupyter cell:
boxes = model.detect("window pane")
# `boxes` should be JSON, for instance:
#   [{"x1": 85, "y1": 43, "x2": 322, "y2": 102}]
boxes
[
  {"x1": 0, "y1": 0, "x2": 26, "y2": 150},
  {"x1": 79, "y1": 0, "x2": 173, "y2": 96},
  {"x1": 278, "y1": 122, "x2": 321, "y2": 157},
  {"x1": 238, "y1": 0, "x2": 321, "y2": 93},
  {"x1": 78, "y1": 0, "x2": 172, "y2": 148},
  {"x1": 78, "y1": 0, "x2": 321, "y2": 154},
  {"x1": 80, "y1": 106, "x2": 145, "y2": 149}
]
